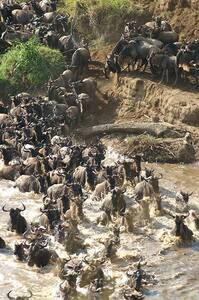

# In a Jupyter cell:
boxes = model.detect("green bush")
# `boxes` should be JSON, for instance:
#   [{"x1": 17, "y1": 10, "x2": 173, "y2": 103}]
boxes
[
  {"x1": 58, "y1": 0, "x2": 149, "y2": 43},
  {"x1": 0, "y1": 39, "x2": 65, "y2": 93}
]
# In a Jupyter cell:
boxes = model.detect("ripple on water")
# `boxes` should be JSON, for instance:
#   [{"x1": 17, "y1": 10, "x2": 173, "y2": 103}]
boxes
[{"x1": 0, "y1": 152, "x2": 199, "y2": 298}]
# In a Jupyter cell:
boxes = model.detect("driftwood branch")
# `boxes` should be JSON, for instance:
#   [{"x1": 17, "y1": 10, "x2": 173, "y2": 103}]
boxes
[{"x1": 76, "y1": 122, "x2": 183, "y2": 138}]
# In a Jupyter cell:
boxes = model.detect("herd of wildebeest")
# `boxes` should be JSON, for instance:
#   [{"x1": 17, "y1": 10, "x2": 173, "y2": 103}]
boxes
[{"x1": 0, "y1": 0, "x2": 199, "y2": 299}]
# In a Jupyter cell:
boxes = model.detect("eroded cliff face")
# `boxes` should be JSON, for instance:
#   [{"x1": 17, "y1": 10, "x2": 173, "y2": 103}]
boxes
[
  {"x1": 147, "y1": 0, "x2": 199, "y2": 39},
  {"x1": 115, "y1": 76, "x2": 199, "y2": 127}
]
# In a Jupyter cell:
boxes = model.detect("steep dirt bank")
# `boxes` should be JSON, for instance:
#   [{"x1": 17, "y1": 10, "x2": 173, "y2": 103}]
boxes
[
  {"x1": 58, "y1": 0, "x2": 199, "y2": 43},
  {"x1": 86, "y1": 48, "x2": 199, "y2": 163},
  {"x1": 117, "y1": 75, "x2": 199, "y2": 127},
  {"x1": 153, "y1": 0, "x2": 199, "y2": 40}
]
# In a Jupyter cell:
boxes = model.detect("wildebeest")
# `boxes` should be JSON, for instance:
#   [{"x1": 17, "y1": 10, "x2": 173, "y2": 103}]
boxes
[
  {"x1": 14, "y1": 243, "x2": 27, "y2": 261},
  {"x1": 133, "y1": 179, "x2": 154, "y2": 201},
  {"x1": 28, "y1": 240, "x2": 57, "y2": 267},
  {"x1": 101, "y1": 187, "x2": 126, "y2": 219},
  {"x1": 73, "y1": 165, "x2": 96, "y2": 190},
  {"x1": 70, "y1": 48, "x2": 91, "y2": 80},
  {"x1": 149, "y1": 52, "x2": 178, "y2": 85},
  {"x1": 15, "y1": 175, "x2": 41, "y2": 193},
  {"x1": 2, "y1": 203, "x2": 27, "y2": 234},
  {"x1": 104, "y1": 53, "x2": 122, "y2": 79},
  {"x1": 91, "y1": 180, "x2": 110, "y2": 201},
  {"x1": 176, "y1": 191, "x2": 193, "y2": 204},
  {"x1": 47, "y1": 183, "x2": 69, "y2": 200},
  {"x1": 71, "y1": 78, "x2": 97, "y2": 100},
  {"x1": 118, "y1": 155, "x2": 143, "y2": 185},
  {"x1": 12, "y1": 9, "x2": 34, "y2": 25},
  {"x1": 40, "y1": 205, "x2": 61, "y2": 229},
  {"x1": 168, "y1": 212, "x2": 194, "y2": 242}
]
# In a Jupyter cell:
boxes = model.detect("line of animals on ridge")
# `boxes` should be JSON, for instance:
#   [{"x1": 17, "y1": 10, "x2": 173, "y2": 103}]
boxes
[
  {"x1": 1, "y1": 1, "x2": 199, "y2": 88},
  {"x1": 104, "y1": 16, "x2": 199, "y2": 86},
  {"x1": 0, "y1": 90, "x2": 198, "y2": 299},
  {"x1": 0, "y1": 1, "x2": 198, "y2": 299}
]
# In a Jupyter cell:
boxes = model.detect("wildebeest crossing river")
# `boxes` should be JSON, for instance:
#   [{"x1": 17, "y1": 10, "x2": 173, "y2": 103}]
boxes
[{"x1": 1, "y1": 151, "x2": 199, "y2": 300}]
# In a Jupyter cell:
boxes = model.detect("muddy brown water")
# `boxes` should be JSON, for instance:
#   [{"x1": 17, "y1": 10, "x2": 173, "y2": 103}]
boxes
[{"x1": 0, "y1": 158, "x2": 199, "y2": 299}]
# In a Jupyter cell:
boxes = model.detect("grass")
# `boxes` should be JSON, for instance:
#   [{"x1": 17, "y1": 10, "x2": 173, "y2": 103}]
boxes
[
  {"x1": 0, "y1": 39, "x2": 65, "y2": 93},
  {"x1": 125, "y1": 134, "x2": 160, "y2": 144},
  {"x1": 58, "y1": 0, "x2": 150, "y2": 43}
]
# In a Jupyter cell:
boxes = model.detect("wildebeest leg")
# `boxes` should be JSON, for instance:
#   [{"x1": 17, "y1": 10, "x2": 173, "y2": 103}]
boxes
[
  {"x1": 142, "y1": 59, "x2": 148, "y2": 73},
  {"x1": 74, "y1": 69, "x2": 79, "y2": 81},
  {"x1": 173, "y1": 68, "x2": 178, "y2": 86},
  {"x1": 194, "y1": 75, "x2": 198, "y2": 87},
  {"x1": 105, "y1": 69, "x2": 110, "y2": 79},
  {"x1": 116, "y1": 72, "x2": 120, "y2": 86},
  {"x1": 160, "y1": 69, "x2": 165, "y2": 83},
  {"x1": 137, "y1": 59, "x2": 144, "y2": 71},
  {"x1": 166, "y1": 69, "x2": 169, "y2": 84}
]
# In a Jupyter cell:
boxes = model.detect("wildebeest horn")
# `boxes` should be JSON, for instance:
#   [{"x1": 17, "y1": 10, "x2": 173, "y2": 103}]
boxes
[
  {"x1": 156, "y1": 173, "x2": 163, "y2": 179},
  {"x1": 122, "y1": 188, "x2": 127, "y2": 194},
  {"x1": 7, "y1": 290, "x2": 15, "y2": 299},
  {"x1": 164, "y1": 208, "x2": 175, "y2": 218},
  {"x1": 182, "y1": 212, "x2": 190, "y2": 219},
  {"x1": 124, "y1": 291, "x2": 132, "y2": 300},
  {"x1": 23, "y1": 228, "x2": 30, "y2": 238},
  {"x1": 83, "y1": 255, "x2": 90, "y2": 264},
  {"x1": 59, "y1": 281, "x2": 65, "y2": 292},
  {"x1": 25, "y1": 240, "x2": 31, "y2": 247},
  {"x1": 189, "y1": 192, "x2": 193, "y2": 196},
  {"x1": 40, "y1": 207, "x2": 47, "y2": 213},
  {"x1": 26, "y1": 290, "x2": 33, "y2": 299},
  {"x1": 62, "y1": 255, "x2": 71, "y2": 264},
  {"x1": 19, "y1": 203, "x2": 26, "y2": 211},
  {"x1": 144, "y1": 176, "x2": 152, "y2": 181},
  {"x1": 82, "y1": 195, "x2": 88, "y2": 201},
  {"x1": 2, "y1": 204, "x2": 10, "y2": 212}
]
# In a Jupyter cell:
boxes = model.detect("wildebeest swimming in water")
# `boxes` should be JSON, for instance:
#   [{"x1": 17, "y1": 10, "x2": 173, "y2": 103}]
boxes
[{"x1": 2, "y1": 203, "x2": 27, "y2": 234}]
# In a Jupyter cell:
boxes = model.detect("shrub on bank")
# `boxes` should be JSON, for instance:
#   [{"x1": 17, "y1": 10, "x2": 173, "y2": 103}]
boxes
[
  {"x1": 0, "y1": 39, "x2": 65, "y2": 93},
  {"x1": 59, "y1": 0, "x2": 151, "y2": 43}
]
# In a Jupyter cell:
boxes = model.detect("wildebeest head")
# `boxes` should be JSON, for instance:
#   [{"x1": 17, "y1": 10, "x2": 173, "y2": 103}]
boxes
[
  {"x1": 111, "y1": 187, "x2": 126, "y2": 215},
  {"x1": 169, "y1": 212, "x2": 193, "y2": 241},
  {"x1": 7, "y1": 290, "x2": 32, "y2": 299},
  {"x1": 175, "y1": 213, "x2": 193, "y2": 239},
  {"x1": 142, "y1": 167, "x2": 154, "y2": 179},
  {"x1": 40, "y1": 206, "x2": 60, "y2": 229},
  {"x1": 148, "y1": 173, "x2": 163, "y2": 193},
  {"x1": 178, "y1": 191, "x2": 193, "y2": 203},
  {"x1": 14, "y1": 243, "x2": 27, "y2": 261},
  {"x1": 132, "y1": 154, "x2": 144, "y2": 172},
  {"x1": 27, "y1": 240, "x2": 49, "y2": 267},
  {"x1": 2, "y1": 203, "x2": 26, "y2": 233}
]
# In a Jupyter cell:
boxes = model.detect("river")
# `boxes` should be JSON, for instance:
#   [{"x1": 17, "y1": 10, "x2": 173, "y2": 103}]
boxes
[{"x1": 0, "y1": 159, "x2": 199, "y2": 299}]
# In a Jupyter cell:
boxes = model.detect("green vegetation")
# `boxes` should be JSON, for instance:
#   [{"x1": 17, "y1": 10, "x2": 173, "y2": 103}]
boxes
[
  {"x1": 125, "y1": 134, "x2": 160, "y2": 144},
  {"x1": 59, "y1": 0, "x2": 151, "y2": 43},
  {"x1": 0, "y1": 39, "x2": 65, "y2": 93}
]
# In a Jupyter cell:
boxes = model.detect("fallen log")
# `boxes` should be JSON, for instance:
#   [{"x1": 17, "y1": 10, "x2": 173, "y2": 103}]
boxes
[{"x1": 76, "y1": 122, "x2": 183, "y2": 138}]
